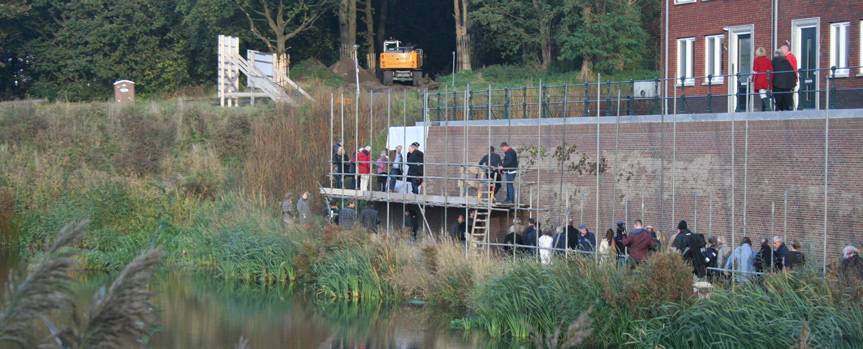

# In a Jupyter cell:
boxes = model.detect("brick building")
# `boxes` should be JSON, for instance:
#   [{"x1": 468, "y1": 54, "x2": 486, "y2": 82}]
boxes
[{"x1": 661, "y1": 0, "x2": 863, "y2": 112}]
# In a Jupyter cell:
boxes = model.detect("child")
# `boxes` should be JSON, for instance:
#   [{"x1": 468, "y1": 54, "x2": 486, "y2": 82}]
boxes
[{"x1": 538, "y1": 226, "x2": 554, "y2": 265}]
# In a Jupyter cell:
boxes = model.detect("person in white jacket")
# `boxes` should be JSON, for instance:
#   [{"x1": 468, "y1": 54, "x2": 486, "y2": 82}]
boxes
[{"x1": 538, "y1": 226, "x2": 555, "y2": 265}]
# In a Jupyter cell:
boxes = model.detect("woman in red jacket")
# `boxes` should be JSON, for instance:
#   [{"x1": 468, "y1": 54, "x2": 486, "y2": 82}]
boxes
[{"x1": 753, "y1": 47, "x2": 773, "y2": 111}]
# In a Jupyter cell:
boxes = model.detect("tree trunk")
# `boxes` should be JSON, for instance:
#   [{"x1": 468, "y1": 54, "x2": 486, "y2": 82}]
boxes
[
  {"x1": 363, "y1": 0, "x2": 376, "y2": 72},
  {"x1": 453, "y1": 0, "x2": 471, "y2": 71},
  {"x1": 533, "y1": 0, "x2": 553, "y2": 71},
  {"x1": 579, "y1": 58, "x2": 593, "y2": 81},
  {"x1": 540, "y1": 25, "x2": 552, "y2": 70},
  {"x1": 339, "y1": 0, "x2": 357, "y2": 60},
  {"x1": 578, "y1": 5, "x2": 593, "y2": 80},
  {"x1": 376, "y1": 0, "x2": 389, "y2": 48}
]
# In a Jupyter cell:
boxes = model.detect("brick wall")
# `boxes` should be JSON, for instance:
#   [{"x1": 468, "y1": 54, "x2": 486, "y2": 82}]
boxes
[
  {"x1": 422, "y1": 113, "x2": 863, "y2": 266},
  {"x1": 660, "y1": 0, "x2": 863, "y2": 108}
]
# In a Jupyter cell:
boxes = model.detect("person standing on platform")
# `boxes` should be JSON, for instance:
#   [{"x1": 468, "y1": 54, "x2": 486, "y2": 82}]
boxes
[
  {"x1": 389, "y1": 145, "x2": 404, "y2": 191},
  {"x1": 356, "y1": 146, "x2": 372, "y2": 191},
  {"x1": 478, "y1": 146, "x2": 502, "y2": 197},
  {"x1": 406, "y1": 142, "x2": 424, "y2": 194},
  {"x1": 772, "y1": 49, "x2": 797, "y2": 111},
  {"x1": 376, "y1": 150, "x2": 389, "y2": 191},
  {"x1": 333, "y1": 146, "x2": 350, "y2": 189},
  {"x1": 753, "y1": 47, "x2": 773, "y2": 111},
  {"x1": 499, "y1": 142, "x2": 518, "y2": 205}
]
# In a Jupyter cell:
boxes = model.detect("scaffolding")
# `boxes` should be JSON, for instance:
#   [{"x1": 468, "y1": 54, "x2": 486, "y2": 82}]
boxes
[{"x1": 320, "y1": 65, "x2": 863, "y2": 275}]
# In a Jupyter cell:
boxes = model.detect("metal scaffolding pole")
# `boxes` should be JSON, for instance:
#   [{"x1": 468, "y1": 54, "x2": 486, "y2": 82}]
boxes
[
  {"x1": 340, "y1": 92, "x2": 345, "y2": 207},
  {"x1": 823, "y1": 76, "x2": 831, "y2": 274},
  {"x1": 561, "y1": 83, "x2": 569, "y2": 251},
  {"x1": 354, "y1": 88, "x2": 359, "y2": 204},
  {"x1": 783, "y1": 190, "x2": 788, "y2": 243},
  {"x1": 444, "y1": 88, "x2": 449, "y2": 233},
  {"x1": 671, "y1": 80, "x2": 677, "y2": 225},
  {"x1": 487, "y1": 85, "x2": 492, "y2": 252},
  {"x1": 386, "y1": 89, "x2": 391, "y2": 235},
  {"x1": 743, "y1": 119, "x2": 750, "y2": 238},
  {"x1": 329, "y1": 94, "x2": 334, "y2": 189},
  {"x1": 611, "y1": 89, "x2": 621, "y2": 225},
  {"x1": 463, "y1": 86, "x2": 470, "y2": 256},
  {"x1": 402, "y1": 89, "x2": 407, "y2": 239},
  {"x1": 595, "y1": 75, "x2": 601, "y2": 264},
  {"x1": 730, "y1": 99, "x2": 736, "y2": 282},
  {"x1": 536, "y1": 81, "x2": 543, "y2": 261}
]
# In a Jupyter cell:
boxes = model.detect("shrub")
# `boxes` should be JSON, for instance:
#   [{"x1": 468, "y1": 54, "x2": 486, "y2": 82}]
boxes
[
  {"x1": 112, "y1": 109, "x2": 177, "y2": 175},
  {"x1": 215, "y1": 114, "x2": 251, "y2": 160}
]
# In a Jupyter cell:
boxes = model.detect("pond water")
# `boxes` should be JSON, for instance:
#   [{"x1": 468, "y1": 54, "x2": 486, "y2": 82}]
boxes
[{"x1": 0, "y1": 250, "x2": 485, "y2": 348}]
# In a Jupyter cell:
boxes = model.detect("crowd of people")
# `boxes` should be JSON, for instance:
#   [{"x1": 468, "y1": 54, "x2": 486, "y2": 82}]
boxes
[
  {"x1": 331, "y1": 140, "x2": 521, "y2": 205},
  {"x1": 461, "y1": 214, "x2": 863, "y2": 283},
  {"x1": 331, "y1": 141, "x2": 425, "y2": 194}
]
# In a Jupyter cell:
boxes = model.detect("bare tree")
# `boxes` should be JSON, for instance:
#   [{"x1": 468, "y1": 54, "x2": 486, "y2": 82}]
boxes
[
  {"x1": 235, "y1": 0, "x2": 331, "y2": 81},
  {"x1": 453, "y1": 0, "x2": 471, "y2": 71}
]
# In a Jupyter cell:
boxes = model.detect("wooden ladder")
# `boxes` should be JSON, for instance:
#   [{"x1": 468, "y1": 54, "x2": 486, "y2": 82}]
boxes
[{"x1": 468, "y1": 179, "x2": 495, "y2": 251}]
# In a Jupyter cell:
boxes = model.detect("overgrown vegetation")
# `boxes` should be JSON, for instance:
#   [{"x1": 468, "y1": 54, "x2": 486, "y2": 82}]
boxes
[{"x1": 3, "y1": 99, "x2": 862, "y2": 348}]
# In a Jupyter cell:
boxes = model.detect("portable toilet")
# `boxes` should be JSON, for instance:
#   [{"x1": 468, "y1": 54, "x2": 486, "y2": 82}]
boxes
[{"x1": 113, "y1": 80, "x2": 135, "y2": 104}]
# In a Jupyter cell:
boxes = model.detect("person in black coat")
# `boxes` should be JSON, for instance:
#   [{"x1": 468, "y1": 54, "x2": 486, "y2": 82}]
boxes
[
  {"x1": 502, "y1": 225, "x2": 523, "y2": 255},
  {"x1": 478, "y1": 146, "x2": 503, "y2": 196},
  {"x1": 771, "y1": 49, "x2": 797, "y2": 111},
  {"x1": 332, "y1": 146, "x2": 350, "y2": 189},
  {"x1": 406, "y1": 142, "x2": 424, "y2": 194},
  {"x1": 449, "y1": 214, "x2": 467, "y2": 242},
  {"x1": 521, "y1": 218, "x2": 538, "y2": 253},
  {"x1": 672, "y1": 220, "x2": 707, "y2": 278},
  {"x1": 499, "y1": 142, "x2": 518, "y2": 204}
]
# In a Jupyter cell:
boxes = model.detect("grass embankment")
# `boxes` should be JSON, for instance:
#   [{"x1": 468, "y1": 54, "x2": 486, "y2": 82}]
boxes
[
  {"x1": 435, "y1": 65, "x2": 659, "y2": 90},
  {"x1": 2, "y1": 97, "x2": 862, "y2": 348}
]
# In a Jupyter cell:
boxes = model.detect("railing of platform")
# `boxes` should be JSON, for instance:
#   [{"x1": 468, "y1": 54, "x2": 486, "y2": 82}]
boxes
[{"x1": 323, "y1": 65, "x2": 863, "y2": 277}]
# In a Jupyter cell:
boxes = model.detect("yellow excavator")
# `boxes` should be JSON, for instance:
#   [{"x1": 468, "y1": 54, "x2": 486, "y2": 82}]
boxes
[{"x1": 379, "y1": 40, "x2": 423, "y2": 86}]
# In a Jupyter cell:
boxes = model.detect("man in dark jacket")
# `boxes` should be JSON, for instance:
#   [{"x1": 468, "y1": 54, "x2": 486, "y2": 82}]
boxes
[
  {"x1": 359, "y1": 206, "x2": 380, "y2": 233},
  {"x1": 338, "y1": 201, "x2": 357, "y2": 228},
  {"x1": 754, "y1": 238, "x2": 773, "y2": 272},
  {"x1": 499, "y1": 142, "x2": 518, "y2": 204},
  {"x1": 522, "y1": 218, "x2": 538, "y2": 252},
  {"x1": 478, "y1": 146, "x2": 502, "y2": 196},
  {"x1": 771, "y1": 49, "x2": 797, "y2": 111},
  {"x1": 575, "y1": 224, "x2": 597, "y2": 253},
  {"x1": 784, "y1": 240, "x2": 805, "y2": 270},
  {"x1": 503, "y1": 225, "x2": 523, "y2": 255},
  {"x1": 614, "y1": 221, "x2": 628, "y2": 258},
  {"x1": 449, "y1": 214, "x2": 467, "y2": 242},
  {"x1": 332, "y1": 146, "x2": 350, "y2": 189},
  {"x1": 772, "y1": 236, "x2": 789, "y2": 271},
  {"x1": 672, "y1": 220, "x2": 707, "y2": 277},
  {"x1": 406, "y1": 142, "x2": 424, "y2": 194}
]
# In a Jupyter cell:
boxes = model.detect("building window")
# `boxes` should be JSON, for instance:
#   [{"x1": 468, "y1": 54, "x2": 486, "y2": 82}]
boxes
[
  {"x1": 674, "y1": 0, "x2": 696, "y2": 4},
  {"x1": 859, "y1": 21, "x2": 862, "y2": 75},
  {"x1": 829, "y1": 22, "x2": 849, "y2": 77},
  {"x1": 677, "y1": 38, "x2": 695, "y2": 86},
  {"x1": 704, "y1": 35, "x2": 724, "y2": 84}
]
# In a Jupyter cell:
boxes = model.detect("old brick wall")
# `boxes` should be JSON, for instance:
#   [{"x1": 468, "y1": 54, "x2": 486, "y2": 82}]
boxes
[{"x1": 422, "y1": 114, "x2": 863, "y2": 266}]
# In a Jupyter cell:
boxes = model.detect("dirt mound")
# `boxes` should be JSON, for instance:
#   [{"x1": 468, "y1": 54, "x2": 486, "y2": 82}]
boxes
[{"x1": 329, "y1": 58, "x2": 378, "y2": 84}]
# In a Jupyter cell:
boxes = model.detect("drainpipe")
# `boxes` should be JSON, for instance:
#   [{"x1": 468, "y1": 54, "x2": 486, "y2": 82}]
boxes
[
  {"x1": 772, "y1": 0, "x2": 778, "y2": 50},
  {"x1": 664, "y1": 0, "x2": 670, "y2": 115}
]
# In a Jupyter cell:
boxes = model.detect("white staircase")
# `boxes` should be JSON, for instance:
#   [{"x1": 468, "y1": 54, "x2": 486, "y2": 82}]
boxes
[{"x1": 224, "y1": 53, "x2": 294, "y2": 104}]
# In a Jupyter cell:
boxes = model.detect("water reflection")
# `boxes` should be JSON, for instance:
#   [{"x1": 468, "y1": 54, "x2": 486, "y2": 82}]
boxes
[{"x1": 1, "y1": 250, "x2": 483, "y2": 348}]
